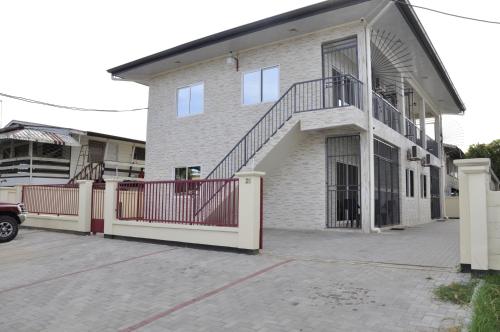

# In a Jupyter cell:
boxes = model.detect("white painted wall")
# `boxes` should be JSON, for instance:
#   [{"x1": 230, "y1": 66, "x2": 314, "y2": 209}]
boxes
[{"x1": 456, "y1": 158, "x2": 500, "y2": 271}]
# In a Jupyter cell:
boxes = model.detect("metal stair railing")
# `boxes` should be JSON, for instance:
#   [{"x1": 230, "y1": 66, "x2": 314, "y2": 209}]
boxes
[{"x1": 206, "y1": 75, "x2": 363, "y2": 180}]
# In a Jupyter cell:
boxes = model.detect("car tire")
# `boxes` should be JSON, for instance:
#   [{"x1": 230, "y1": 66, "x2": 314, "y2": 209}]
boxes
[{"x1": 0, "y1": 215, "x2": 18, "y2": 243}]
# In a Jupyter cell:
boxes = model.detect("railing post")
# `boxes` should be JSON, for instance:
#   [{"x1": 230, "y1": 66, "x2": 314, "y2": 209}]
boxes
[
  {"x1": 76, "y1": 180, "x2": 93, "y2": 234},
  {"x1": 235, "y1": 171, "x2": 265, "y2": 250},
  {"x1": 103, "y1": 178, "x2": 120, "y2": 237},
  {"x1": 455, "y1": 158, "x2": 490, "y2": 272}
]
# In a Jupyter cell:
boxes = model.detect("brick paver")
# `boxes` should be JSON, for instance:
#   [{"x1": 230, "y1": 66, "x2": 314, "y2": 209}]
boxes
[{"x1": 0, "y1": 221, "x2": 469, "y2": 331}]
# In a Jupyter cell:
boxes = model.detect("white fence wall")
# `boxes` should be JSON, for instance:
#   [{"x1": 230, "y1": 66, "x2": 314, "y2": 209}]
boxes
[{"x1": 455, "y1": 158, "x2": 500, "y2": 272}]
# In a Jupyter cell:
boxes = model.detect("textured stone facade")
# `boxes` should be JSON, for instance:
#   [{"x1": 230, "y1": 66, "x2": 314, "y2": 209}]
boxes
[{"x1": 145, "y1": 19, "x2": 443, "y2": 231}]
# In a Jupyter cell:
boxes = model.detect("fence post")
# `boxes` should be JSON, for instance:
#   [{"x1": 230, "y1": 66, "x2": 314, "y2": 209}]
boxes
[
  {"x1": 455, "y1": 158, "x2": 490, "y2": 272},
  {"x1": 76, "y1": 180, "x2": 93, "y2": 234},
  {"x1": 103, "y1": 179, "x2": 119, "y2": 237},
  {"x1": 235, "y1": 171, "x2": 265, "y2": 251}
]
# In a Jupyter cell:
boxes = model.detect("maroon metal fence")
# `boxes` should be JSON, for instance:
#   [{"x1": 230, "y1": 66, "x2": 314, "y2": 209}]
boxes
[
  {"x1": 22, "y1": 184, "x2": 79, "y2": 216},
  {"x1": 116, "y1": 179, "x2": 239, "y2": 227},
  {"x1": 91, "y1": 183, "x2": 105, "y2": 233}
]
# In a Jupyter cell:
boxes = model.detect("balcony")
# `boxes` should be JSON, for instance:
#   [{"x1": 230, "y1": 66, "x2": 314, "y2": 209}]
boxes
[
  {"x1": 372, "y1": 91, "x2": 442, "y2": 157},
  {"x1": 0, "y1": 156, "x2": 70, "y2": 180},
  {"x1": 426, "y1": 136, "x2": 439, "y2": 158},
  {"x1": 372, "y1": 92, "x2": 402, "y2": 134}
]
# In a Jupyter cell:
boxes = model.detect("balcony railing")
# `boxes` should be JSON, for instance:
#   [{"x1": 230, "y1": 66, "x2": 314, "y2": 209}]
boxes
[
  {"x1": 426, "y1": 135, "x2": 439, "y2": 157},
  {"x1": 372, "y1": 92, "x2": 402, "y2": 134},
  {"x1": 0, "y1": 156, "x2": 70, "y2": 179},
  {"x1": 405, "y1": 119, "x2": 423, "y2": 148}
]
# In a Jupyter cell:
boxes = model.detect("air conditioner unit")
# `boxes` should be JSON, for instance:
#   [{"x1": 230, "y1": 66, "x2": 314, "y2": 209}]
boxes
[
  {"x1": 421, "y1": 153, "x2": 431, "y2": 167},
  {"x1": 407, "y1": 146, "x2": 419, "y2": 161}
]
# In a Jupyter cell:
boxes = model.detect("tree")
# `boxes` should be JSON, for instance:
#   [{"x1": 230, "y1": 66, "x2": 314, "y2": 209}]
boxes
[{"x1": 466, "y1": 139, "x2": 500, "y2": 177}]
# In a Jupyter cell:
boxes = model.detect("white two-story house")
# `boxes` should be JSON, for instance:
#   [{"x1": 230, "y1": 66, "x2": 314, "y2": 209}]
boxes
[{"x1": 108, "y1": 0, "x2": 465, "y2": 232}]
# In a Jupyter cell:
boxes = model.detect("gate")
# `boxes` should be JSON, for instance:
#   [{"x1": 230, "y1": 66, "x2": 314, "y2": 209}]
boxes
[
  {"x1": 374, "y1": 138, "x2": 400, "y2": 227},
  {"x1": 430, "y1": 166, "x2": 441, "y2": 219},
  {"x1": 91, "y1": 182, "x2": 105, "y2": 234},
  {"x1": 326, "y1": 135, "x2": 361, "y2": 228}
]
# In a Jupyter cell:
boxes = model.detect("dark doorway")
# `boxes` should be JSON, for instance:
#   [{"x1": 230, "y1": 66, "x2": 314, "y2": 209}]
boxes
[
  {"x1": 374, "y1": 139, "x2": 400, "y2": 227},
  {"x1": 326, "y1": 135, "x2": 361, "y2": 229},
  {"x1": 430, "y1": 166, "x2": 441, "y2": 219}
]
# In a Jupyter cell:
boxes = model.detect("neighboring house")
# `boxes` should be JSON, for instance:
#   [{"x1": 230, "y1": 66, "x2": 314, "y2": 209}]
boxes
[
  {"x1": 0, "y1": 120, "x2": 145, "y2": 186},
  {"x1": 443, "y1": 143, "x2": 464, "y2": 196},
  {"x1": 108, "y1": 0, "x2": 465, "y2": 232}
]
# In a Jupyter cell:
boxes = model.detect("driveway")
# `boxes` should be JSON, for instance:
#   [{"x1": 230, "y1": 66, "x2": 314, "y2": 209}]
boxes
[{"x1": 0, "y1": 221, "x2": 469, "y2": 331}]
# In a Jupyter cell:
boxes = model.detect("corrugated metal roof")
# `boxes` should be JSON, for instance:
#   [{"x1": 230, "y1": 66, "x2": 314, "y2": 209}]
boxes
[{"x1": 0, "y1": 128, "x2": 80, "y2": 146}]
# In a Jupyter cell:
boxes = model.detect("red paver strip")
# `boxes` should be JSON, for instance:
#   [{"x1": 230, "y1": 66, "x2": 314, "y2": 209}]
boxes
[
  {"x1": 119, "y1": 259, "x2": 294, "y2": 332},
  {"x1": 0, "y1": 248, "x2": 177, "y2": 294}
]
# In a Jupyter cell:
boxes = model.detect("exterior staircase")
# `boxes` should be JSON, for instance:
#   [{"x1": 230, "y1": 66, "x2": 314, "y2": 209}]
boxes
[
  {"x1": 68, "y1": 162, "x2": 105, "y2": 184},
  {"x1": 206, "y1": 74, "x2": 363, "y2": 179}
]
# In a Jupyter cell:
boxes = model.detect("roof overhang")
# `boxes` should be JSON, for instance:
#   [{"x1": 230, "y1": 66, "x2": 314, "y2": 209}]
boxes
[
  {"x1": 0, "y1": 128, "x2": 80, "y2": 146},
  {"x1": 107, "y1": 0, "x2": 375, "y2": 81},
  {"x1": 393, "y1": 1, "x2": 465, "y2": 113},
  {"x1": 108, "y1": 0, "x2": 464, "y2": 113}
]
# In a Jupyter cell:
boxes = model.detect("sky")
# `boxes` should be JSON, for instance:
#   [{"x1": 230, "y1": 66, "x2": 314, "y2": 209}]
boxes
[{"x1": 0, "y1": 0, "x2": 499, "y2": 150}]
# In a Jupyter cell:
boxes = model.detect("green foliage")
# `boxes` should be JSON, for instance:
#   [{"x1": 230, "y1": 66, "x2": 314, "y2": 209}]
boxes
[
  {"x1": 470, "y1": 275, "x2": 500, "y2": 332},
  {"x1": 433, "y1": 280, "x2": 478, "y2": 306},
  {"x1": 466, "y1": 139, "x2": 500, "y2": 177}
]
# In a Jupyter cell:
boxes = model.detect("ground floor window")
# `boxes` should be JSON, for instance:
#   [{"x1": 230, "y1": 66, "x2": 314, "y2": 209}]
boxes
[
  {"x1": 174, "y1": 166, "x2": 201, "y2": 180},
  {"x1": 421, "y1": 174, "x2": 427, "y2": 198},
  {"x1": 406, "y1": 169, "x2": 415, "y2": 197},
  {"x1": 374, "y1": 138, "x2": 400, "y2": 228}
]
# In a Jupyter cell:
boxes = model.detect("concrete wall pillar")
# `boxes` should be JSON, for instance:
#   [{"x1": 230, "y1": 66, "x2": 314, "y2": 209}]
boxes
[
  {"x1": 455, "y1": 158, "x2": 490, "y2": 271},
  {"x1": 76, "y1": 180, "x2": 93, "y2": 233},
  {"x1": 235, "y1": 171, "x2": 265, "y2": 250},
  {"x1": 103, "y1": 179, "x2": 119, "y2": 235}
]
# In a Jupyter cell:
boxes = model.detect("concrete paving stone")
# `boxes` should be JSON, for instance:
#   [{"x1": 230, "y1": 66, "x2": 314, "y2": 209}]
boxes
[{"x1": 0, "y1": 221, "x2": 470, "y2": 331}]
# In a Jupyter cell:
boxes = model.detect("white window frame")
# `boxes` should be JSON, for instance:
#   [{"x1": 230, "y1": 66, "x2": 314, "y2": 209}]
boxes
[
  {"x1": 173, "y1": 165, "x2": 202, "y2": 180},
  {"x1": 242, "y1": 65, "x2": 280, "y2": 106},
  {"x1": 176, "y1": 82, "x2": 204, "y2": 117}
]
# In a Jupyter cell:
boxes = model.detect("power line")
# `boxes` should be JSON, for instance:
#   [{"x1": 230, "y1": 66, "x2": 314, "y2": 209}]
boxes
[
  {"x1": 0, "y1": 92, "x2": 148, "y2": 112},
  {"x1": 392, "y1": 0, "x2": 500, "y2": 25}
]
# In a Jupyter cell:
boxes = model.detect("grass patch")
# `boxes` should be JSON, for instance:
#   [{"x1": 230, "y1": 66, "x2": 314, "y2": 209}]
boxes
[
  {"x1": 470, "y1": 275, "x2": 500, "y2": 332},
  {"x1": 434, "y1": 280, "x2": 478, "y2": 306}
]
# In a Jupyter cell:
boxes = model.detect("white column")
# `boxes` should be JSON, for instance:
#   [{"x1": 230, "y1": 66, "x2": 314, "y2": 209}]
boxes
[
  {"x1": 361, "y1": 25, "x2": 376, "y2": 233},
  {"x1": 397, "y1": 76, "x2": 406, "y2": 133},
  {"x1": 235, "y1": 171, "x2": 264, "y2": 250},
  {"x1": 455, "y1": 158, "x2": 490, "y2": 271},
  {"x1": 76, "y1": 180, "x2": 93, "y2": 233},
  {"x1": 420, "y1": 100, "x2": 427, "y2": 149},
  {"x1": 103, "y1": 178, "x2": 120, "y2": 236}
]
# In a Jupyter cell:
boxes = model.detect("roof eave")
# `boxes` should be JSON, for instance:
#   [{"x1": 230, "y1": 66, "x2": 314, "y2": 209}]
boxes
[
  {"x1": 107, "y1": 0, "x2": 370, "y2": 76},
  {"x1": 394, "y1": 1, "x2": 466, "y2": 113}
]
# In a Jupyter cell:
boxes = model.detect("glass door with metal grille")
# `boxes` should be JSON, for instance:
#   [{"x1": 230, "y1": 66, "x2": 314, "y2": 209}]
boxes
[
  {"x1": 326, "y1": 135, "x2": 361, "y2": 228},
  {"x1": 374, "y1": 138, "x2": 400, "y2": 227},
  {"x1": 430, "y1": 166, "x2": 441, "y2": 219},
  {"x1": 322, "y1": 37, "x2": 358, "y2": 108}
]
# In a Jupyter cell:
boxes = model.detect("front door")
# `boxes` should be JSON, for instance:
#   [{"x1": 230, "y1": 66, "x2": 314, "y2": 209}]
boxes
[
  {"x1": 326, "y1": 135, "x2": 361, "y2": 228},
  {"x1": 374, "y1": 138, "x2": 400, "y2": 227},
  {"x1": 430, "y1": 166, "x2": 441, "y2": 219}
]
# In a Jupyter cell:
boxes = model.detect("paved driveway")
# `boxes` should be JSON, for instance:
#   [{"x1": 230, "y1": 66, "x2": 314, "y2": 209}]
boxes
[{"x1": 0, "y1": 221, "x2": 469, "y2": 331}]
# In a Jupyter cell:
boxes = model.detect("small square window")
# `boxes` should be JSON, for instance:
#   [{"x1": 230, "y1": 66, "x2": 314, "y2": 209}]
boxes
[
  {"x1": 177, "y1": 83, "x2": 204, "y2": 117},
  {"x1": 174, "y1": 166, "x2": 201, "y2": 194}
]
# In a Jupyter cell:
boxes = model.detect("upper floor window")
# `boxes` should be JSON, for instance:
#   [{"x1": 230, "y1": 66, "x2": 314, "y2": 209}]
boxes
[
  {"x1": 243, "y1": 66, "x2": 279, "y2": 105},
  {"x1": 177, "y1": 83, "x2": 204, "y2": 117},
  {"x1": 133, "y1": 147, "x2": 145, "y2": 161}
]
